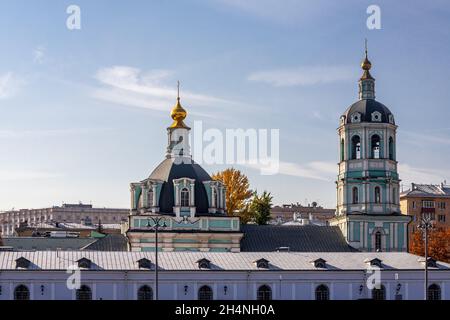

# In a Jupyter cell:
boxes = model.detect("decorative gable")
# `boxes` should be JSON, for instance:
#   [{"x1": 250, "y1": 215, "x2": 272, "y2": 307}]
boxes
[
  {"x1": 311, "y1": 258, "x2": 327, "y2": 269},
  {"x1": 15, "y1": 257, "x2": 31, "y2": 269},
  {"x1": 365, "y1": 258, "x2": 382, "y2": 268},
  {"x1": 137, "y1": 258, "x2": 152, "y2": 269},
  {"x1": 77, "y1": 257, "x2": 92, "y2": 269},
  {"x1": 254, "y1": 258, "x2": 270, "y2": 269},
  {"x1": 197, "y1": 258, "x2": 211, "y2": 269}
]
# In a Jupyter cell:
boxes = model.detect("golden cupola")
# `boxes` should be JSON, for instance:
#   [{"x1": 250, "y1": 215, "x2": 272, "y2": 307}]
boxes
[{"x1": 169, "y1": 82, "x2": 189, "y2": 129}]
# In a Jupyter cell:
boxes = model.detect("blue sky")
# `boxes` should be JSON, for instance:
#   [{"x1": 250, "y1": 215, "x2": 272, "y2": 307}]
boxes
[{"x1": 1, "y1": 0, "x2": 450, "y2": 210}]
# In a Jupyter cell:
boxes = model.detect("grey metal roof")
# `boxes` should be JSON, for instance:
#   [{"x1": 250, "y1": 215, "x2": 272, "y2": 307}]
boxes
[
  {"x1": 241, "y1": 225, "x2": 355, "y2": 252},
  {"x1": 1, "y1": 237, "x2": 96, "y2": 251},
  {"x1": 0, "y1": 251, "x2": 448, "y2": 271},
  {"x1": 343, "y1": 99, "x2": 394, "y2": 124},
  {"x1": 82, "y1": 234, "x2": 128, "y2": 251},
  {"x1": 401, "y1": 184, "x2": 450, "y2": 198},
  {"x1": 146, "y1": 157, "x2": 213, "y2": 214}
]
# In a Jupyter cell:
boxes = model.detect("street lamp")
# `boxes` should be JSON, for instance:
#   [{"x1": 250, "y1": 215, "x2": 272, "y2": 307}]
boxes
[
  {"x1": 146, "y1": 216, "x2": 167, "y2": 300},
  {"x1": 417, "y1": 211, "x2": 433, "y2": 301}
]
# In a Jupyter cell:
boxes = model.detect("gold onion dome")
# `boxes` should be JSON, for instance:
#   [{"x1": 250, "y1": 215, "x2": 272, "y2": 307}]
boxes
[
  {"x1": 360, "y1": 46, "x2": 374, "y2": 80},
  {"x1": 169, "y1": 83, "x2": 189, "y2": 128}
]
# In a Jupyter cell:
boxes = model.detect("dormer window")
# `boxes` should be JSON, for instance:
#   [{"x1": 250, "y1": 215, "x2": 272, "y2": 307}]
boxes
[
  {"x1": 351, "y1": 113, "x2": 361, "y2": 123},
  {"x1": 371, "y1": 111, "x2": 381, "y2": 122},
  {"x1": 365, "y1": 258, "x2": 383, "y2": 268},
  {"x1": 254, "y1": 258, "x2": 269, "y2": 269},
  {"x1": 15, "y1": 257, "x2": 31, "y2": 269},
  {"x1": 312, "y1": 258, "x2": 327, "y2": 269},
  {"x1": 77, "y1": 257, "x2": 92, "y2": 269},
  {"x1": 137, "y1": 258, "x2": 152, "y2": 269},
  {"x1": 197, "y1": 258, "x2": 211, "y2": 269},
  {"x1": 340, "y1": 115, "x2": 346, "y2": 125},
  {"x1": 426, "y1": 257, "x2": 437, "y2": 268}
]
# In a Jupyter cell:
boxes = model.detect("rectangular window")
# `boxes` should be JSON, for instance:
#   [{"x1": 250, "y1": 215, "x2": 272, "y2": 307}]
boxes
[
  {"x1": 438, "y1": 214, "x2": 446, "y2": 223},
  {"x1": 412, "y1": 201, "x2": 416, "y2": 209},
  {"x1": 422, "y1": 200, "x2": 435, "y2": 208},
  {"x1": 438, "y1": 202, "x2": 446, "y2": 209}
]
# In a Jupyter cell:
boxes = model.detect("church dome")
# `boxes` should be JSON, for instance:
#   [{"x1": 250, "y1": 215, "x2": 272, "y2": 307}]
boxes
[
  {"x1": 148, "y1": 158, "x2": 212, "y2": 214},
  {"x1": 343, "y1": 99, "x2": 394, "y2": 124}
]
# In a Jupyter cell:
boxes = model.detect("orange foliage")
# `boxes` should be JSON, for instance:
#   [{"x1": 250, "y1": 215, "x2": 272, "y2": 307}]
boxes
[{"x1": 410, "y1": 228, "x2": 450, "y2": 263}]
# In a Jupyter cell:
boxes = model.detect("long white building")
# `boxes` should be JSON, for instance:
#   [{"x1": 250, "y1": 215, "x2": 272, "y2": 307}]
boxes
[{"x1": 0, "y1": 251, "x2": 448, "y2": 300}]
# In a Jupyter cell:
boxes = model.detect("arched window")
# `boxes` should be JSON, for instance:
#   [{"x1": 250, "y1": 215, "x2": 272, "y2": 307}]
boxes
[
  {"x1": 374, "y1": 186, "x2": 381, "y2": 203},
  {"x1": 137, "y1": 285, "x2": 153, "y2": 300},
  {"x1": 372, "y1": 285, "x2": 386, "y2": 300},
  {"x1": 76, "y1": 285, "x2": 92, "y2": 300},
  {"x1": 257, "y1": 285, "x2": 272, "y2": 301},
  {"x1": 352, "y1": 187, "x2": 359, "y2": 204},
  {"x1": 180, "y1": 188, "x2": 190, "y2": 207},
  {"x1": 198, "y1": 285, "x2": 213, "y2": 300},
  {"x1": 351, "y1": 135, "x2": 361, "y2": 160},
  {"x1": 428, "y1": 284, "x2": 441, "y2": 300},
  {"x1": 388, "y1": 137, "x2": 394, "y2": 160},
  {"x1": 14, "y1": 284, "x2": 30, "y2": 300},
  {"x1": 371, "y1": 135, "x2": 381, "y2": 159},
  {"x1": 375, "y1": 231, "x2": 382, "y2": 252},
  {"x1": 147, "y1": 189, "x2": 154, "y2": 207},
  {"x1": 315, "y1": 284, "x2": 330, "y2": 300},
  {"x1": 340, "y1": 139, "x2": 345, "y2": 161}
]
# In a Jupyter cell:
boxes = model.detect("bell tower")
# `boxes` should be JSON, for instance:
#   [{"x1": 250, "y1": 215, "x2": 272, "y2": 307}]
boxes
[{"x1": 330, "y1": 44, "x2": 411, "y2": 252}]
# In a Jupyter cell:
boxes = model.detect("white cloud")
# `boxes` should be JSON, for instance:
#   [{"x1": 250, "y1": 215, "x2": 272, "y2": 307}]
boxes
[
  {"x1": 248, "y1": 66, "x2": 355, "y2": 87},
  {"x1": 0, "y1": 72, "x2": 25, "y2": 99},
  {"x1": 92, "y1": 66, "x2": 242, "y2": 116}
]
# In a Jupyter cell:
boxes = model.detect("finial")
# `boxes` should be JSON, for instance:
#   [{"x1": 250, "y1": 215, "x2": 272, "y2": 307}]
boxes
[
  {"x1": 169, "y1": 81, "x2": 188, "y2": 129},
  {"x1": 365, "y1": 38, "x2": 368, "y2": 58}
]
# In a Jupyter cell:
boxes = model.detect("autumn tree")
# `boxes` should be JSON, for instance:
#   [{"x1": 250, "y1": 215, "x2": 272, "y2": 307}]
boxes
[
  {"x1": 250, "y1": 191, "x2": 273, "y2": 225},
  {"x1": 212, "y1": 168, "x2": 253, "y2": 220},
  {"x1": 410, "y1": 228, "x2": 450, "y2": 263}
]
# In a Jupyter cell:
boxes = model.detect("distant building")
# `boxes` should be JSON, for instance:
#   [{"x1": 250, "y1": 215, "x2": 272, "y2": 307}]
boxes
[
  {"x1": 0, "y1": 203, "x2": 129, "y2": 236},
  {"x1": 400, "y1": 183, "x2": 450, "y2": 242},
  {"x1": 271, "y1": 203, "x2": 335, "y2": 224}
]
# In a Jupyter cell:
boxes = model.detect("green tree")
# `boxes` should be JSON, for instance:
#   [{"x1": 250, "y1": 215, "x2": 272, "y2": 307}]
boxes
[{"x1": 251, "y1": 191, "x2": 273, "y2": 225}]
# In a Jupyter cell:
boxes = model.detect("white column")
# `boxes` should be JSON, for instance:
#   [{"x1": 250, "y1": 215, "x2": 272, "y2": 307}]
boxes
[
  {"x1": 92, "y1": 283, "x2": 97, "y2": 300},
  {"x1": 291, "y1": 283, "x2": 296, "y2": 300},
  {"x1": 30, "y1": 283, "x2": 34, "y2": 300},
  {"x1": 190, "y1": 183, "x2": 195, "y2": 205}
]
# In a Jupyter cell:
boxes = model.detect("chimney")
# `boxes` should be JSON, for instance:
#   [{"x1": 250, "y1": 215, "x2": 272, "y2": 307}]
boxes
[{"x1": 411, "y1": 183, "x2": 415, "y2": 190}]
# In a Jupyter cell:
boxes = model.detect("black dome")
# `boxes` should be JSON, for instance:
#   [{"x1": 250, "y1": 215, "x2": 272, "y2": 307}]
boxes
[
  {"x1": 343, "y1": 99, "x2": 394, "y2": 124},
  {"x1": 148, "y1": 158, "x2": 212, "y2": 214}
]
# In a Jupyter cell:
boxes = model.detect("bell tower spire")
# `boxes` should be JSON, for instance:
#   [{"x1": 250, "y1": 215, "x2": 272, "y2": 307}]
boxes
[
  {"x1": 358, "y1": 39, "x2": 376, "y2": 100},
  {"x1": 166, "y1": 81, "x2": 191, "y2": 159}
]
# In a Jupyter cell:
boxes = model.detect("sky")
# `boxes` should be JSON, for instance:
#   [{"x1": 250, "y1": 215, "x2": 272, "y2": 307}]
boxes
[{"x1": 1, "y1": 0, "x2": 450, "y2": 210}]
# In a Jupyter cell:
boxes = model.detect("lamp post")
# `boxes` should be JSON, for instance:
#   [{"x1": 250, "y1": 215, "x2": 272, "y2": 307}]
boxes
[
  {"x1": 417, "y1": 211, "x2": 433, "y2": 301},
  {"x1": 146, "y1": 216, "x2": 167, "y2": 300}
]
